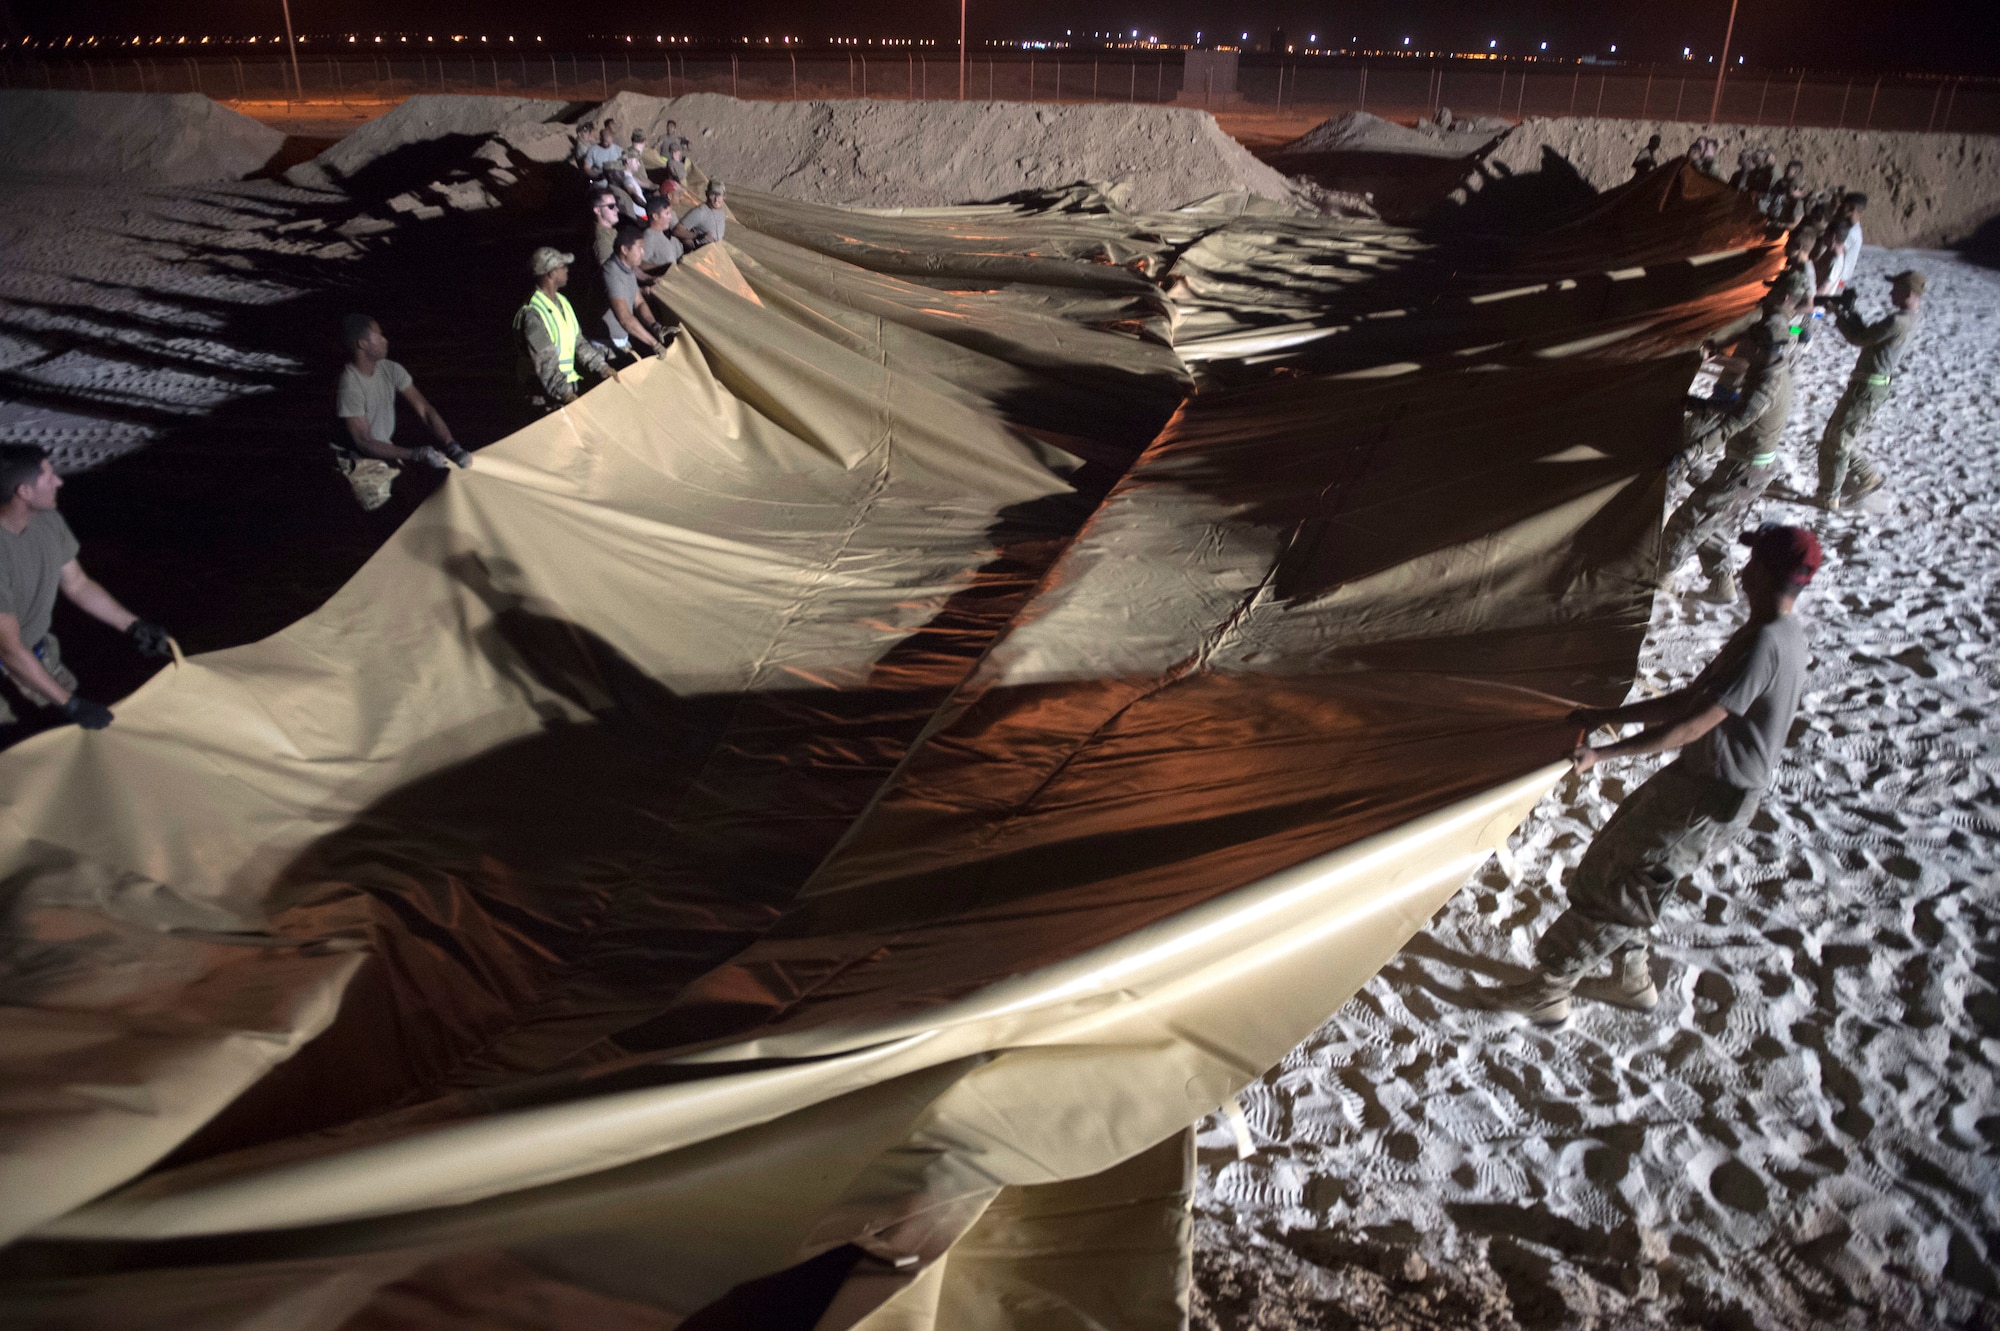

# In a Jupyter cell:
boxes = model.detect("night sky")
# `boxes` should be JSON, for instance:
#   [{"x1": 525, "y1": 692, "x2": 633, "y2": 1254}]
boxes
[{"x1": 7, "y1": 0, "x2": 1999, "y2": 75}]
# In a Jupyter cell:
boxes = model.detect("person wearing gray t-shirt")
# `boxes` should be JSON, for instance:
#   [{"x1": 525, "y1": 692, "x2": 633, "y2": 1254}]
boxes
[
  {"x1": 332, "y1": 314, "x2": 469, "y2": 511},
  {"x1": 675, "y1": 179, "x2": 727, "y2": 249},
  {"x1": 1492, "y1": 524, "x2": 1821, "y2": 1026}
]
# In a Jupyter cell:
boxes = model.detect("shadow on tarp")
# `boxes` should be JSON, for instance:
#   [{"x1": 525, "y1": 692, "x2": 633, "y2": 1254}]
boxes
[
  {"x1": 151, "y1": 466, "x2": 1103, "y2": 1165},
  {"x1": 145, "y1": 345, "x2": 1675, "y2": 1177}
]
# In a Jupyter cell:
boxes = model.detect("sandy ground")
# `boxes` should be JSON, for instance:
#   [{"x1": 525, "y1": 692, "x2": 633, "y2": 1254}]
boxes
[{"x1": 1192, "y1": 247, "x2": 2000, "y2": 1329}]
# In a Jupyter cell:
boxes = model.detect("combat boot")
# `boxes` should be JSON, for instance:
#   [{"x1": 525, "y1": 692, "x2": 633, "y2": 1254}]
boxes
[
  {"x1": 1490, "y1": 976, "x2": 1574, "y2": 1026},
  {"x1": 1607, "y1": 949, "x2": 1659, "y2": 1011}
]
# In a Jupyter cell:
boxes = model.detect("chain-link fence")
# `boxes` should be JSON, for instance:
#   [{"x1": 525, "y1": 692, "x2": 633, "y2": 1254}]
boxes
[{"x1": 3, "y1": 52, "x2": 1993, "y2": 135}]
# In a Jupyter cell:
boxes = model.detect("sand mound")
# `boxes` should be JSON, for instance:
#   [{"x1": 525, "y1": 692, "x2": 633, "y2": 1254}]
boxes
[
  {"x1": 1283, "y1": 110, "x2": 1505, "y2": 158},
  {"x1": 0, "y1": 91, "x2": 282, "y2": 183},
  {"x1": 284, "y1": 94, "x2": 571, "y2": 190},
  {"x1": 588, "y1": 91, "x2": 1292, "y2": 211},
  {"x1": 1488, "y1": 116, "x2": 2000, "y2": 248}
]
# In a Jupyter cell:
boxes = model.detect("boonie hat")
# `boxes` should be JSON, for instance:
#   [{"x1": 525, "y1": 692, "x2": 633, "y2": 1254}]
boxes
[
  {"x1": 531, "y1": 247, "x2": 574, "y2": 276},
  {"x1": 1739, "y1": 523, "x2": 1822, "y2": 588},
  {"x1": 1887, "y1": 269, "x2": 1927, "y2": 295}
]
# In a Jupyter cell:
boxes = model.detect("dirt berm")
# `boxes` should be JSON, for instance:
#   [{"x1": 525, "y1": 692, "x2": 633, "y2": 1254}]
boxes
[
  {"x1": 587, "y1": 92, "x2": 1293, "y2": 211},
  {"x1": 1487, "y1": 116, "x2": 2000, "y2": 248},
  {"x1": 0, "y1": 90, "x2": 283, "y2": 182},
  {"x1": 1284, "y1": 110, "x2": 1509, "y2": 158},
  {"x1": 283, "y1": 94, "x2": 575, "y2": 191}
]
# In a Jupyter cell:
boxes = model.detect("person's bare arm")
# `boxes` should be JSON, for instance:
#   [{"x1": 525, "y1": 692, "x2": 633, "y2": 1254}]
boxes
[
  {"x1": 59, "y1": 559, "x2": 138, "y2": 634},
  {"x1": 343, "y1": 415, "x2": 418, "y2": 462},
  {"x1": 1570, "y1": 685, "x2": 1712, "y2": 734},
  {"x1": 1573, "y1": 701, "x2": 1731, "y2": 773},
  {"x1": 0, "y1": 610, "x2": 72, "y2": 705},
  {"x1": 610, "y1": 296, "x2": 662, "y2": 350},
  {"x1": 397, "y1": 384, "x2": 458, "y2": 448}
]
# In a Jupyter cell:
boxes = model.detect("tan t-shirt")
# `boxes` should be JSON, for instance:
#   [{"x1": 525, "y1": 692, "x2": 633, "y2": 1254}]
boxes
[
  {"x1": 336, "y1": 359, "x2": 414, "y2": 447},
  {"x1": 0, "y1": 509, "x2": 80, "y2": 649}
]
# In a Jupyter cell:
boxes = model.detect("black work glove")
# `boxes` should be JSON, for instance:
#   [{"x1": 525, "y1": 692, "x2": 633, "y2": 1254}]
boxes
[
  {"x1": 61, "y1": 696, "x2": 114, "y2": 730},
  {"x1": 441, "y1": 442, "x2": 473, "y2": 468},
  {"x1": 127, "y1": 619, "x2": 174, "y2": 659}
]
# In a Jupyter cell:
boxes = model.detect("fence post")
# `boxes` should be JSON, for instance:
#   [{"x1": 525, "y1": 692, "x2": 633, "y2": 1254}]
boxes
[
  {"x1": 862, "y1": 53, "x2": 867, "y2": 98},
  {"x1": 1674, "y1": 77, "x2": 1685, "y2": 119},
  {"x1": 1837, "y1": 79, "x2": 1849, "y2": 127},
  {"x1": 1129, "y1": 61, "x2": 1134, "y2": 103},
  {"x1": 1029, "y1": 58, "x2": 1034, "y2": 101},
  {"x1": 732, "y1": 54, "x2": 738, "y2": 98},
  {"x1": 331, "y1": 57, "x2": 341, "y2": 103},
  {"x1": 1941, "y1": 80, "x2": 1957, "y2": 132},
  {"x1": 1570, "y1": 66, "x2": 1578, "y2": 114},
  {"x1": 601, "y1": 54, "x2": 608, "y2": 100},
  {"x1": 1056, "y1": 57, "x2": 1061, "y2": 101},
  {"x1": 1092, "y1": 59, "x2": 1098, "y2": 101},
  {"x1": 1516, "y1": 67, "x2": 1526, "y2": 118},
  {"x1": 1358, "y1": 64, "x2": 1367, "y2": 112},
  {"x1": 1925, "y1": 81, "x2": 1941, "y2": 132},
  {"x1": 134, "y1": 58, "x2": 144, "y2": 92},
  {"x1": 1789, "y1": 72, "x2": 1802, "y2": 126},
  {"x1": 1495, "y1": 67, "x2": 1503, "y2": 116},
  {"x1": 1156, "y1": 60, "x2": 1162, "y2": 102},
  {"x1": 1864, "y1": 77, "x2": 1878, "y2": 128},
  {"x1": 1275, "y1": 63, "x2": 1283, "y2": 113},
  {"x1": 1755, "y1": 77, "x2": 1768, "y2": 124},
  {"x1": 551, "y1": 54, "x2": 558, "y2": 97},
  {"x1": 1595, "y1": 73, "x2": 1605, "y2": 116},
  {"x1": 1640, "y1": 70, "x2": 1651, "y2": 117},
  {"x1": 235, "y1": 57, "x2": 245, "y2": 97},
  {"x1": 791, "y1": 52, "x2": 797, "y2": 100}
]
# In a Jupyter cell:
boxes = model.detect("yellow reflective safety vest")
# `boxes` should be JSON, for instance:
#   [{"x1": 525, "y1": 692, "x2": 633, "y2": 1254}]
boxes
[{"x1": 527, "y1": 289, "x2": 583, "y2": 385}]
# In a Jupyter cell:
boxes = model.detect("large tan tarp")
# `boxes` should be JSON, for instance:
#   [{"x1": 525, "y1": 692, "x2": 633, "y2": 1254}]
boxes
[{"x1": 0, "y1": 164, "x2": 1777, "y2": 1328}]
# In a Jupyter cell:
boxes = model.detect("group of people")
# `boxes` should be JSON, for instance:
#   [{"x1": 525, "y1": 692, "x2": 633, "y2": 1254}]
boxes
[
  {"x1": 510, "y1": 115, "x2": 731, "y2": 412},
  {"x1": 1495, "y1": 139, "x2": 1929, "y2": 1024},
  {"x1": 321, "y1": 117, "x2": 736, "y2": 517}
]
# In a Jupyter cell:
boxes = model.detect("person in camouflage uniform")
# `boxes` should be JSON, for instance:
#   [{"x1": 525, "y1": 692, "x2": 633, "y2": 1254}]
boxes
[
  {"x1": 513, "y1": 247, "x2": 617, "y2": 414},
  {"x1": 1665, "y1": 309, "x2": 1798, "y2": 602},
  {"x1": 1816, "y1": 269, "x2": 1925, "y2": 509},
  {"x1": 1771, "y1": 224, "x2": 1820, "y2": 343}
]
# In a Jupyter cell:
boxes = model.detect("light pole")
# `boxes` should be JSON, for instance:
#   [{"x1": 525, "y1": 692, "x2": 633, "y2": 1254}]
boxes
[
  {"x1": 278, "y1": 0, "x2": 302, "y2": 100},
  {"x1": 1709, "y1": 0, "x2": 1739, "y2": 122},
  {"x1": 959, "y1": 0, "x2": 967, "y2": 99}
]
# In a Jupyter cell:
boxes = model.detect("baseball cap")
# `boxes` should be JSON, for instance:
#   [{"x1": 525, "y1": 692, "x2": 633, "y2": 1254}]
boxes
[
  {"x1": 1888, "y1": 269, "x2": 1927, "y2": 295},
  {"x1": 1738, "y1": 523, "x2": 1822, "y2": 588},
  {"x1": 531, "y1": 247, "x2": 574, "y2": 276}
]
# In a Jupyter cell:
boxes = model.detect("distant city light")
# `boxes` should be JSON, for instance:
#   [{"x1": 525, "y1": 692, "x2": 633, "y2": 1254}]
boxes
[
  {"x1": 1489, "y1": 39, "x2": 1498, "y2": 48},
  {"x1": 1540, "y1": 41, "x2": 1547, "y2": 50},
  {"x1": 1610, "y1": 44, "x2": 1617, "y2": 52}
]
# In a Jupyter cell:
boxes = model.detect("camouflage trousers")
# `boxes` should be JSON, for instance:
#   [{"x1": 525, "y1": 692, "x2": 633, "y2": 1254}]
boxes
[
  {"x1": 1535, "y1": 760, "x2": 1759, "y2": 986},
  {"x1": 332, "y1": 446, "x2": 401, "y2": 512},
  {"x1": 1816, "y1": 380, "x2": 1889, "y2": 502},
  {"x1": 0, "y1": 632, "x2": 80, "y2": 727},
  {"x1": 1661, "y1": 456, "x2": 1777, "y2": 581}
]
